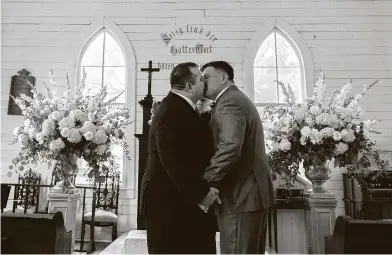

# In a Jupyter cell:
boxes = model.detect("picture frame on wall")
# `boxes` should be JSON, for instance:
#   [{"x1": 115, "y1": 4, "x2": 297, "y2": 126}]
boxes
[{"x1": 8, "y1": 69, "x2": 35, "y2": 115}]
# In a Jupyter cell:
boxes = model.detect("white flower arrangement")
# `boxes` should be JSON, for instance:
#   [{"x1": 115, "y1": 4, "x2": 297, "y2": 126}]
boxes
[
  {"x1": 9, "y1": 69, "x2": 133, "y2": 190},
  {"x1": 263, "y1": 72, "x2": 389, "y2": 189}
]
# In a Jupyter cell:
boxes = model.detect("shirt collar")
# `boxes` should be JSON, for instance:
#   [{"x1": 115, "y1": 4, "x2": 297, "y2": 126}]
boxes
[
  {"x1": 214, "y1": 85, "x2": 233, "y2": 103},
  {"x1": 171, "y1": 91, "x2": 196, "y2": 110}
]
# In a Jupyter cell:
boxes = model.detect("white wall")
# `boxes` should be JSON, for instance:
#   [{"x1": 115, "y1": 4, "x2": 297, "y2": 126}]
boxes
[{"x1": 2, "y1": 0, "x2": 392, "y2": 241}]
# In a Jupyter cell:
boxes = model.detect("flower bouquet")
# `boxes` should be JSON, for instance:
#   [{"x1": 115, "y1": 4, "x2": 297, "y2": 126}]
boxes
[
  {"x1": 262, "y1": 73, "x2": 389, "y2": 193},
  {"x1": 9, "y1": 69, "x2": 133, "y2": 192}
]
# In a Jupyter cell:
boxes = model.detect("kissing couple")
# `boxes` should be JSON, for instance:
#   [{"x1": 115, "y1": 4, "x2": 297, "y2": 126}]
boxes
[{"x1": 140, "y1": 61, "x2": 275, "y2": 254}]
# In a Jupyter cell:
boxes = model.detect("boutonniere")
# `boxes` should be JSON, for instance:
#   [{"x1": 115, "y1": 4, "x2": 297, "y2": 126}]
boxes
[
  {"x1": 196, "y1": 98, "x2": 214, "y2": 114},
  {"x1": 148, "y1": 100, "x2": 159, "y2": 125}
]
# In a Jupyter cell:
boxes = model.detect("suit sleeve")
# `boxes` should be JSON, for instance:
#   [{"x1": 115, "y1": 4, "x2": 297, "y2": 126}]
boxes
[
  {"x1": 203, "y1": 99, "x2": 246, "y2": 188},
  {"x1": 155, "y1": 111, "x2": 210, "y2": 203}
]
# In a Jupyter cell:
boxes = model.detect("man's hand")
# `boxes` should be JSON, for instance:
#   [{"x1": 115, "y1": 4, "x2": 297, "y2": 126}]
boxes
[{"x1": 198, "y1": 187, "x2": 221, "y2": 213}]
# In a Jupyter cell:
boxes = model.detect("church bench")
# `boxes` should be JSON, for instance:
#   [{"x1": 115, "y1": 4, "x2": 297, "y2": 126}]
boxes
[
  {"x1": 1, "y1": 211, "x2": 72, "y2": 254},
  {"x1": 325, "y1": 215, "x2": 392, "y2": 254}
]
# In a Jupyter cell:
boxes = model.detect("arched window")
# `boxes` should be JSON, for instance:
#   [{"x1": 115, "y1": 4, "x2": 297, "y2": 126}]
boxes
[
  {"x1": 252, "y1": 28, "x2": 312, "y2": 187},
  {"x1": 254, "y1": 29, "x2": 304, "y2": 152},
  {"x1": 76, "y1": 28, "x2": 126, "y2": 184},
  {"x1": 254, "y1": 29, "x2": 303, "y2": 106}
]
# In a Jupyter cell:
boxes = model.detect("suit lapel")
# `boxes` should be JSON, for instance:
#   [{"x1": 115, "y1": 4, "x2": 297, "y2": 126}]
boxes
[
  {"x1": 167, "y1": 92, "x2": 200, "y2": 120},
  {"x1": 209, "y1": 86, "x2": 239, "y2": 142}
]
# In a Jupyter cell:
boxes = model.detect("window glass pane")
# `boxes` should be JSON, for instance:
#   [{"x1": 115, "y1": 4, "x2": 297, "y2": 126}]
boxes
[
  {"x1": 254, "y1": 32, "x2": 276, "y2": 67},
  {"x1": 81, "y1": 32, "x2": 104, "y2": 67},
  {"x1": 111, "y1": 144, "x2": 124, "y2": 184},
  {"x1": 277, "y1": 67, "x2": 302, "y2": 103},
  {"x1": 276, "y1": 33, "x2": 300, "y2": 68},
  {"x1": 81, "y1": 66, "x2": 103, "y2": 95},
  {"x1": 104, "y1": 32, "x2": 125, "y2": 67},
  {"x1": 254, "y1": 67, "x2": 277, "y2": 103},
  {"x1": 103, "y1": 67, "x2": 125, "y2": 104}
]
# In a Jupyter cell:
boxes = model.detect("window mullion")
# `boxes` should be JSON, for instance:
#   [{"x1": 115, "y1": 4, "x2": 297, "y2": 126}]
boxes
[
  {"x1": 102, "y1": 31, "x2": 106, "y2": 87},
  {"x1": 274, "y1": 31, "x2": 279, "y2": 104}
]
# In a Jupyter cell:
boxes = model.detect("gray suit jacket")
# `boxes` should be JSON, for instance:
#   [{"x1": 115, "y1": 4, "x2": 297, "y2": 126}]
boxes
[{"x1": 204, "y1": 85, "x2": 275, "y2": 214}]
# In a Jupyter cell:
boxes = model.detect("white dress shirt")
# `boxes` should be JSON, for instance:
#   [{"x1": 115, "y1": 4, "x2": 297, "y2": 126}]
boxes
[{"x1": 171, "y1": 91, "x2": 196, "y2": 110}]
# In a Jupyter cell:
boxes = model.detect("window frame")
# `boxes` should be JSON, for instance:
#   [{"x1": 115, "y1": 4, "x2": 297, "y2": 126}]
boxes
[
  {"x1": 73, "y1": 26, "x2": 133, "y2": 188},
  {"x1": 244, "y1": 19, "x2": 315, "y2": 188},
  {"x1": 253, "y1": 29, "x2": 305, "y2": 105}
]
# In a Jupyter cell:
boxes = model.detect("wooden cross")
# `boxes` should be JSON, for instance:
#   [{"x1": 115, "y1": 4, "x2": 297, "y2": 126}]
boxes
[{"x1": 141, "y1": 61, "x2": 160, "y2": 97}]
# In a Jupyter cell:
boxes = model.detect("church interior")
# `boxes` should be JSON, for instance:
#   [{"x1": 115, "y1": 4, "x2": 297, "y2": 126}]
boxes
[{"x1": 1, "y1": 0, "x2": 392, "y2": 254}]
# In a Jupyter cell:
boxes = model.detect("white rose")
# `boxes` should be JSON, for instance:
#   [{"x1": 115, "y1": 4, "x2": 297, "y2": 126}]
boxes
[
  {"x1": 95, "y1": 144, "x2": 107, "y2": 155},
  {"x1": 342, "y1": 129, "x2": 356, "y2": 143},
  {"x1": 42, "y1": 119, "x2": 56, "y2": 135},
  {"x1": 80, "y1": 121, "x2": 96, "y2": 134},
  {"x1": 67, "y1": 128, "x2": 82, "y2": 143},
  {"x1": 279, "y1": 139, "x2": 291, "y2": 152},
  {"x1": 60, "y1": 128, "x2": 70, "y2": 138},
  {"x1": 93, "y1": 129, "x2": 108, "y2": 144},
  {"x1": 35, "y1": 133, "x2": 45, "y2": 144},
  {"x1": 333, "y1": 131, "x2": 342, "y2": 141},
  {"x1": 321, "y1": 127, "x2": 335, "y2": 138},
  {"x1": 69, "y1": 109, "x2": 87, "y2": 122},
  {"x1": 300, "y1": 137, "x2": 307, "y2": 145},
  {"x1": 310, "y1": 129, "x2": 323, "y2": 145},
  {"x1": 49, "y1": 111, "x2": 63, "y2": 121},
  {"x1": 59, "y1": 117, "x2": 75, "y2": 130},
  {"x1": 310, "y1": 105, "x2": 321, "y2": 115},
  {"x1": 49, "y1": 138, "x2": 65, "y2": 151},
  {"x1": 301, "y1": 126, "x2": 312, "y2": 138},
  {"x1": 335, "y1": 142, "x2": 348, "y2": 154},
  {"x1": 84, "y1": 131, "x2": 94, "y2": 141}
]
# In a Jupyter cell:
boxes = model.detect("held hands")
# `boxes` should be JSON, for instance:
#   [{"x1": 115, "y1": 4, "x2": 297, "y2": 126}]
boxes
[{"x1": 198, "y1": 187, "x2": 221, "y2": 213}]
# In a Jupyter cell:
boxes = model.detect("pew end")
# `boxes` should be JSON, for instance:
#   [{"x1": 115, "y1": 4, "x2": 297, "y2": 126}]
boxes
[
  {"x1": 1, "y1": 211, "x2": 72, "y2": 254},
  {"x1": 325, "y1": 215, "x2": 392, "y2": 254}
]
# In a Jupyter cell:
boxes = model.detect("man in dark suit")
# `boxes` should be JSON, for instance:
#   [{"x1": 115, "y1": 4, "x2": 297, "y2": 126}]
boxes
[
  {"x1": 201, "y1": 61, "x2": 276, "y2": 254},
  {"x1": 140, "y1": 62, "x2": 220, "y2": 254}
]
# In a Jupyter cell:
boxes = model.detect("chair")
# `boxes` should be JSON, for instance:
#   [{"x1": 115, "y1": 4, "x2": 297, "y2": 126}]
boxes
[
  {"x1": 9, "y1": 169, "x2": 41, "y2": 214},
  {"x1": 81, "y1": 171, "x2": 120, "y2": 253}
]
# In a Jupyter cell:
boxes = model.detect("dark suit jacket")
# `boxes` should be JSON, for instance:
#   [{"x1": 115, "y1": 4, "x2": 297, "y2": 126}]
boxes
[
  {"x1": 204, "y1": 85, "x2": 276, "y2": 214},
  {"x1": 140, "y1": 92, "x2": 214, "y2": 217}
]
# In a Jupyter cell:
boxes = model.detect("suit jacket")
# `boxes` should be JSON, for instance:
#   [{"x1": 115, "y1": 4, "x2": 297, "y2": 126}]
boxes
[
  {"x1": 139, "y1": 92, "x2": 214, "y2": 217},
  {"x1": 204, "y1": 85, "x2": 276, "y2": 214}
]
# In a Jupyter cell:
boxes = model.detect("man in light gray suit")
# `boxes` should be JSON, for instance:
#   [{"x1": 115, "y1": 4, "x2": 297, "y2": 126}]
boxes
[{"x1": 201, "y1": 61, "x2": 276, "y2": 254}]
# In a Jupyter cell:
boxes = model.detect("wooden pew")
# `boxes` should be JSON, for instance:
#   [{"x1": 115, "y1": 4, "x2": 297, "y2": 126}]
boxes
[
  {"x1": 1, "y1": 211, "x2": 72, "y2": 254},
  {"x1": 325, "y1": 215, "x2": 392, "y2": 254}
]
